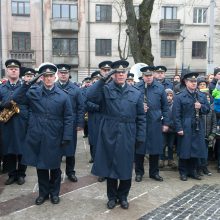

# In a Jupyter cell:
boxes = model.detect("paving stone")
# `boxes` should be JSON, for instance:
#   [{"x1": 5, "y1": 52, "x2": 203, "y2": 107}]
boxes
[{"x1": 139, "y1": 184, "x2": 220, "y2": 220}]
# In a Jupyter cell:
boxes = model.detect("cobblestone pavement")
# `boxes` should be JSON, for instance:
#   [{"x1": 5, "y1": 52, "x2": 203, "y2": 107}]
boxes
[{"x1": 140, "y1": 184, "x2": 220, "y2": 220}]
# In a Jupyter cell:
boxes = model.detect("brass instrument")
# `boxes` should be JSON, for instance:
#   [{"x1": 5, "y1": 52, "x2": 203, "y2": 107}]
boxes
[{"x1": 0, "y1": 100, "x2": 20, "y2": 123}]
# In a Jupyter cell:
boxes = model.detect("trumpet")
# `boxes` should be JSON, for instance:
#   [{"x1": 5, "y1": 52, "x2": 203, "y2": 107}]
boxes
[{"x1": 0, "y1": 100, "x2": 20, "y2": 123}]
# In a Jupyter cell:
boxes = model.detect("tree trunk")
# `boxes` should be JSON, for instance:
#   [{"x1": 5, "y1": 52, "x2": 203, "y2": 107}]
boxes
[{"x1": 124, "y1": 0, "x2": 155, "y2": 65}]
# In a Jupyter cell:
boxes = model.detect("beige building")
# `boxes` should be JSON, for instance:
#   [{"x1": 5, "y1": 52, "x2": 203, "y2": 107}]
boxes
[{"x1": 0, "y1": 0, "x2": 220, "y2": 81}]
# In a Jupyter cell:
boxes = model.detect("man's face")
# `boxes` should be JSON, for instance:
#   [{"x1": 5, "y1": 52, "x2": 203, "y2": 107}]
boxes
[
  {"x1": 174, "y1": 76, "x2": 180, "y2": 82},
  {"x1": 58, "y1": 71, "x2": 69, "y2": 83},
  {"x1": 24, "y1": 74, "x2": 34, "y2": 82},
  {"x1": 198, "y1": 82, "x2": 207, "y2": 90},
  {"x1": 185, "y1": 79, "x2": 197, "y2": 90},
  {"x1": 167, "y1": 93, "x2": 173, "y2": 103},
  {"x1": 92, "y1": 77, "x2": 100, "y2": 83},
  {"x1": 6, "y1": 67, "x2": 20, "y2": 80},
  {"x1": 143, "y1": 74, "x2": 154, "y2": 84},
  {"x1": 154, "y1": 71, "x2": 165, "y2": 80},
  {"x1": 114, "y1": 71, "x2": 127, "y2": 85},
  {"x1": 100, "y1": 68, "x2": 110, "y2": 76},
  {"x1": 126, "y1": 79, "x2": 134, "y2": 86},
  {"x1": 42, "y1": 74, "x2": 56, "y2": 88},
  {"x1": 215, "y1": 73, "x2": 220, "y2": 80}
]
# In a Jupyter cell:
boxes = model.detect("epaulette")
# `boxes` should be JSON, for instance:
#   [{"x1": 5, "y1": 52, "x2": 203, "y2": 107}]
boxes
[
  {"x1": 63, "y1": 89, "x2": 69, "y2": 94},
  {"x1": 132, "y1": 85, "x2": 139, "y2": 91},
  {"x1": 175, "y1": 91, "x2": 182, "y2": 95}
]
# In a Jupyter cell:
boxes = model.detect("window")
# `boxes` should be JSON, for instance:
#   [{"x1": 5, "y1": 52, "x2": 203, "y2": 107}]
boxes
[
  {"x1": 162, "y1": 6, "x2": 177, "y2": 19},
  {"x1": 52, "y1": 38, "x2": 78, "y2": 56},
  {"x1": 96, "y1": 39, "x2": 112, "y2": 56},
  {"x1": 52, "y1": 4, "x2": 78, "y2": 20},
  {"x1": 12, "y1": 0, "x2": 30, "y2": 16},
  {"x1": 193, "y1": 8, "x2": 207, "y2": 24},
  {"x1": 161, "y1": 40, "x2": 176, "y2": 57},
  {"x1": 12, "y1": 32, "x2": 31, "y2": 51},
  {"x1": 96, "y1": 5, "x2": 112, "y2": 22},
  {"x1": 192, "y1": 41, "x2": 207, "y2": 59}
]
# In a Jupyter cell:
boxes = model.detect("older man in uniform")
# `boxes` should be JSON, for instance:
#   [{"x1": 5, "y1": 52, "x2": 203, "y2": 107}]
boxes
[
  {"x1": 87, "y1": 60, "x2": 146, "y2": 209},
  {"x1": 135, "y1": 66, "x2": 170, "y2": 182},
  {"x1": 0, "y1": 59, "x2": 28, "y2": 185},
  {"x1": 154, "y1": 66, "x2": 173, "y2": 90},
  {"x1": 12, "y1": 63, "x2": 73, "y2": 205},
  {"x1": 56, "y1": 64, "x2": 84, "y2": 182},
  {"x1": 173, "y1": 72, "x2": 210, "y2": 181}
]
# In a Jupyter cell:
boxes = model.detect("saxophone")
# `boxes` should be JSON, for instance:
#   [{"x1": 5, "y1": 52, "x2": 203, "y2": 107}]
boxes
[{"x1": 0, "y1": 100, "x2": 20, "y2": 123}]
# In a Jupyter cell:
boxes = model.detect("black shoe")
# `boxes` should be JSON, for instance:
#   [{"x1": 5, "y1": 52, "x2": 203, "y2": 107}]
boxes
[
  {"x1": 197, "y1": 169, "x2": 204, "y2": 176},
  {"x1": 120, "y1": 200, "x2": 129, "y2": 209},
  {"x1": 150, "y1": 174, "x2": 163, "y2": 182},
  {"x1": 135, "y1": 175, "x2": 142, "y2": 182},
  {"x1": 35, "y1": 196, "x2": 49, "y2": 205},
  {"x1": 68, "y1": 174, "x2": 78, "y2": 182},
  {"x1": 98, "y1": 177, "x2": 105, "y2": 182},
  {"x1": 17, "y1": 177, "x2": 25, "y2": 185},
  {"x1": 5, "y1": 176, "x2": 16, "y2": 185},
  {"x1": 203, "y1": 167, "x2": 212, "y2": 176},
  {"x1": 180, "y1": 175, "x2": 188, "y2": 181},
  {"x1": 89, "y1": 158, "x2": 94, "y2": 163},
  {"x1": 107, "y1": 200, "x2": 116, "y2": 209},
  {"x1": 51, "y1": 196, "x2": 60, "y2": 204},
  {"x1": 190, "y1": 173, "x2": 202, "y2": 180}
]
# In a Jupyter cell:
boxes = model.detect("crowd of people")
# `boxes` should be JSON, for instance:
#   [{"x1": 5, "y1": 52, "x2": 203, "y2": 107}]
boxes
[{"x1": 0, "y1": 58, "x2": 220, "y2": 210}]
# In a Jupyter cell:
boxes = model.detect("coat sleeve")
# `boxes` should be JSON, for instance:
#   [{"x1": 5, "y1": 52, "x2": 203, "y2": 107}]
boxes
[
  {"x1": 86, "y1": 101, "x2": 100, "y2": 112},
  {"x1": 135, "y1": 94, "x2": 146, "y2": 142},
  {"x1": 12, "y1": 83, "x2": 30, "y2": 104},
  {"x1": 75, "y1": 89, "x2": 85, "y2": 128},
  {"x1": 62, "y1": 96, "x2": 74, "y2": 141},
  {"x1": 86, "y1": 80, "x2": 105, "y2": 104},
  {"x1": 161, "y1": 90, "x2": 170, "y2": 126},
  {"x1": 211, "y1": 109, "x2": 217, "y2": 134},
  {"x1": 200, "y1": 95, "x2": 210, "y2": 115},
  {"x1": 173, "y1": 95, "x2": 183, "y2": 132}
]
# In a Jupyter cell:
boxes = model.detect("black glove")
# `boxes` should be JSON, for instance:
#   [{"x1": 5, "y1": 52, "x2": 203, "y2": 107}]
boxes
[
  {"x1": 27, "y1": 73, "x2": 44, "y2": 86},
  {"x1": 61, "y1": 140, "x2": 70, "y2": 147},
  {"x1": 101, "y1": 70, "x2": 116, "y2": 82},
  {"x1": 135, "y1": 141, "x2": 143, "y2": 148},
  {"x1": 1, "y1": 101, "x2": 13, "y2": 109}
]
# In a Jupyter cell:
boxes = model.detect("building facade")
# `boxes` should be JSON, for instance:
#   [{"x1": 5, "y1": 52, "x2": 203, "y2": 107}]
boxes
[{"x1": 0, "y1": 0, "x2": 219, "y2": 81}]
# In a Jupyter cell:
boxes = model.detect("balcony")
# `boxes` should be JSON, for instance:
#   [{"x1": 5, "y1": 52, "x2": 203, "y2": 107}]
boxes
[
  {"x1": 159, "y1": 19, "x2": 182, "y2": 35},
  {"x1": 10, "y1": 50, "x2": 36, "y2": 63},
  {"x1": 51, "y1": 19, "x2": 79, "y2": 32},
  {"x1": 52, "y1": 55, "x2": 79, "y2": 66}
]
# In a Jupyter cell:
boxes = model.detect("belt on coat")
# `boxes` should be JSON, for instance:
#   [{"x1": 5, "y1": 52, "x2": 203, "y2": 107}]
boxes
[
  {"x1": 32, "y1": 112, "x2": 63, "y2": 120},
  {"x1": 103, "y1": 115, "x2": 135, "y2": 123}
]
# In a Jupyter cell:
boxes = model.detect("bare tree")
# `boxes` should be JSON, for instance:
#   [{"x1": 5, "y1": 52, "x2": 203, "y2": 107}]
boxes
[
  {"x1": 124, "y1": 0, "x2": 155, "y2": 65},
  {"x1": 113, "y1": 0, "x2": 129, "y2": 60}
]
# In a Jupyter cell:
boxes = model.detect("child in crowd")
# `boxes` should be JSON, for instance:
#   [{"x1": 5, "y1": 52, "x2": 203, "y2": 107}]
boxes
[
  {"x1": 159, "y1": 89, "x2": 177, "y2": 169},
  {"x1": 212, "y1": 75, "x2": 220, "y2": 135}
]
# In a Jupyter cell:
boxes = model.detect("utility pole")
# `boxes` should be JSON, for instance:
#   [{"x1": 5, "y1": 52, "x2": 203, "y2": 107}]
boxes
[{"x1": 207, "y1": 0, "x2": 215, "y2": 74}]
